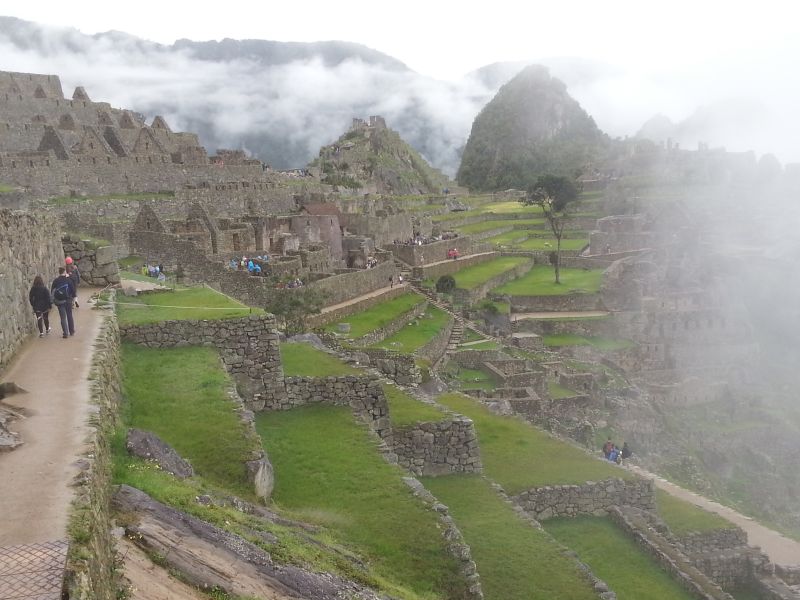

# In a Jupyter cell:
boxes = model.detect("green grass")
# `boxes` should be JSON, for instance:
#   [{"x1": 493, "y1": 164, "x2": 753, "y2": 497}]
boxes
[
  {"x1": 256, "y1": 405, "x2": 468, "y2": 599},
  {"x1": 494, "y1": 266, "x2": 604, "y2": 296},
  {"x1": 48, "y1": 191, "x2": 175, "y2": 205},
  {"x1": 655, "y1": 489, "x2": 735, "y2": 535},
  {"x1": 121, "y1": 344, "x2": 256, "y2": 496},
  {"x1": 484, "y1": 231, "x2": 531, "y2": 246},
  {"x1": 116, "y1": 287, "x2": 256, "y2": 324},
  {"x1": 383, "y1": 384, "x2": 446, "y2": 426},
  {"x1": 543, "y1": 516, "x2": 695, "y2": 600},
  {"x1": 118, "y1": 255, "x2": 144, "y2": 269},
  {"x1": 423, "y1": 476, "x2": 597, "y2": 600},
  {"x1": 457, "y1": 218, "x2": 545, "y2": 235},
  {"x1": 436, "y1": 393, "x2": 630, "y2": 494},
  {"x1": 0, "y1": 182, "x2": 15, "y2": 193},
  {"x1": 451, "y1": 366, "x2": 497, "y2": 391},
  {"x1": 371, "y1": 307, "x2": 451, "y2": 353},
  {"x1": 280, "y1": 342, "x2": 361, "y2": 377},
  {"x1": 323, "y1": 292, "x2": 425, "y2": 339},
  {"x1": 548, "y1": 382, "x2": 578, "y2": 399},
  {"x1": 543, "y1": 334, "x2": 635, "y2": 351},
  {"x1": 452, "y1": 257, "x2": 529, "y2": 290}
]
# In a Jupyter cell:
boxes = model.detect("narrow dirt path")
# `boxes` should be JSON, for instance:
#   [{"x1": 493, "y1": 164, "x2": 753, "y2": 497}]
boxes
[
  {"x1": 627, "y1": 464, "x2": 800, "y2": 567},
  {"x1": 0, "y1": 288, "x2": 103, "y2": 545},
  {"x1": 117, "y1": 538, "x2": 207, "y2": 600},
  {"x1": 319, "y1": 283, "x2": 408, "y2": 315},
  {"x1": 511, "y1": 310, "x2": 610, "y2": 320}
]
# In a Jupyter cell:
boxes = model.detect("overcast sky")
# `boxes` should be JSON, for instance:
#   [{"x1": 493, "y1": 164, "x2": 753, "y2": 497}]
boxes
[
  {"x1": 4, "y1": 0, "x2": 797, "y2": 80},
  {"x1": 1, "y1": 0, "x2": 799, "y2": 164}
]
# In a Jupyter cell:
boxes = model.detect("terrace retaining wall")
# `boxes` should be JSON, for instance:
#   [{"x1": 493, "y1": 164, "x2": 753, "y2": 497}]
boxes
[
  {"x1": 509, "y1": 292, "x2": 604, "y2": 313},
  {"x1": 307, "y1": 285, "x2": 410, "y2": 328},
  {"x1": 63, "y1": 236, "x2": 121, "y2": 286},
  {"x1": 350, "y1": 347, "x2": 422, "y2": 386},
  {"x1": 392, "y1": 418, "x2": 482, "y2": 476},
  {"x1": 388, "y1": 236, "x2": 475, "y2": 267},
  {"x1": 352, "y1": 300, "x2": 429, "y2": 346},
  {"x1": 416, "y1": 315, "x2": 455, "y2": 364},
  {"x1": 452, "y1": 259, "x2": 534, "y2": 305},
  {"x1": 118, "y1": 315, "x2": 286, "y2": 411},
  {"x1": 512, "y1": 477, "x2": 655, "y2": 521},
  {"x1": 411, "y1": 251, "x2": 498, "y2": 282}
]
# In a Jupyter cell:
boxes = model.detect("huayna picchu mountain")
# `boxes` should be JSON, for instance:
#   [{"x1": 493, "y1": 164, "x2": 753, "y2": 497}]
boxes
[{"x1": 457, "y1": 65, "x2": 608, "y2": 191}]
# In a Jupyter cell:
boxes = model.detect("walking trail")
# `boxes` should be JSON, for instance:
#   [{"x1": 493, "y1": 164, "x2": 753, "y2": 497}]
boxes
[
  {"x1": 319, "y1": 282, "x2": 408, "y2": 315},
  {"x1": 0, "y1": 287, "x2": 103, "y2": 546},
  {"x1": 627, "y1": 464, "x2": 800, "y2": 567},
  {"x1": 511, "y1": 310, "x2": 610, "y2": 321}
]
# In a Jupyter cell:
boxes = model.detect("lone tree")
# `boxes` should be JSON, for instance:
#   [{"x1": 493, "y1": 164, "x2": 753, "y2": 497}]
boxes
[
  {"x1": 522, "y1": 174, "x2": 581, "y2": 284},
  {"x1": 266, "y1": 287, "x2": 329, "y2": 335}
]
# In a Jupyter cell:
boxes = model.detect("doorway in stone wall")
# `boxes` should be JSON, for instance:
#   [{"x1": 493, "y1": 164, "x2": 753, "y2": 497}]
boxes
[{"x1": 232, "y1": 233, "x2": 241, "y2": 252}]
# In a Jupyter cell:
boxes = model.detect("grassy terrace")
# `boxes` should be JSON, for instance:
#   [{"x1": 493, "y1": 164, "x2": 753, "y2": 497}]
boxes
[
  {"x1": 437, "y1": 393, "x2": 630, "y2": 494},
  {"x1": 494, "y1": 266, "x2": 604, "y2": 296},
  {"x1": 383, "y1": 384, "x2": 447, "y2": 426},
  {"x1": 370, "y1": 306, "x2": 451, "y2": 353},
  {"x1": 423, "y1": 476, "x2": 597, "y2": 600},
  {"x1": 655, "y1": 489, "x2": 735, "y2": 535},
  {"x1": 256, "y1": 405, "x2": 468, "y2": 599},
  {"x1": 452, "y1": 256, "x2": 529, "y2": 289},
  {"x1": 119, "y1": 344, "x2": 256, "y2": 497},
  {"x1": 456, "y1": 218, "x2": 545, "y2": 235},
  {"x1": 515, "y1": 237, "x2": 588, "y2": 251},
  {"x1": 543, "y1": 334, "x2": 636, "y2": 351},
  {"x1": 549, "y1": 382, "x2": 578, "y2": 399},
  {"x1": 116, "y1": 286, "x2": 257, "y2": 324},
  {"x1": 322, "y1": 292, "x2": 425, "y2": 339},
  {"x1": 544, "y1": 516, "x2": 695, "y2": 600},
  {"x1": 280, "y1": 342, "x2": 361, "y2": 377}
]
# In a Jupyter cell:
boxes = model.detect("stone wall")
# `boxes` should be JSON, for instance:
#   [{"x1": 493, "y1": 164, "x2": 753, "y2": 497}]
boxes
[
  {"x1": 64, "y1": 310, "x2": 120, "y2": 600},
  {"x1": 307, "y1": 260, "x2": 397, "y2": 306},
  {"x1": 0, "y1": 209, "x2": 65, "y2": 368},
  {"x1": 512, "y1": 477, "x2": 656, "y2": 521},
  {"x1": 308, "y1": 286, "x2": 410, "y2": 328},
  {"x1": 281, "y1": 375, "x2": 391, "y2": 439},
  {"x1": 453, "y1": 259, "x2": 534, "y2": 305},
  {"x1": 508, "y1": 292, "x2": 604, "y2": 313},
  {"x1": 411, "y1": 251, "x2": 498, "y2": 281},
  {"x1": 608, "y1": 506, "x2": 735, "y2": 600},
  {"x1": 392, "y1": 418, "x2": 482, "y2": 476},
  {"x1": 677, "y1": 529, "x2": 748, "y2": 555},
  {"x1": 416, "y1": 315, "x2": 455, "y2": 363},
  {"x1": 63, "y1": 236, "x2": 120, "y2": 286},
  {"x1": 389, "y1": 236, "x2": 474, "y2": 267},
  {"x1": 350, "y1": 347, "x2": 423, "y2": 386},
  {"x1": 118, "y1": 315, "x2": 285, "y2": 411},
  {"x1": 353, "y1": 300, "x2": 428, "y2": 346}
]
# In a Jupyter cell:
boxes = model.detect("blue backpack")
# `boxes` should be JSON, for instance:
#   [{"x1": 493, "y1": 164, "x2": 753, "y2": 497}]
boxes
[{"x1": 52, "y1": 281, "x2": 71, "y2": 305}]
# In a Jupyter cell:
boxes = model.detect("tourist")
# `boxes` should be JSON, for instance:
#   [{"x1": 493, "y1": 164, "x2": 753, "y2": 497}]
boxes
[
  {"x1": 51, "y1": 267, "x2": 76, "y2": 338},
  {"x1": 602, "y1": 438, "x2": 613, "y2": 459},
  {"x1": 389, "y1": 275, "x2": 394, "y2": 288},
  {"x1": 253, "y1": 263, "x2": 262, "y2": 275},
  {"x1": 28, "y1": 275, "x2": 52, "y2": 337},
  {"x1": 608, "y1": 445, "x2": 620, "y2": 463},
  {"x1": 229, "y1": 258, "x2": 237, "y2": 270},
  {"x1": 398, "y1": 274, "x2": 403, "y2": 285},
  {"x1": 67, "y1": 262, "x2": 80, "y2": 308},
  {"x1": 621, "y1": 442, "x2": 632, "y2": 461}
]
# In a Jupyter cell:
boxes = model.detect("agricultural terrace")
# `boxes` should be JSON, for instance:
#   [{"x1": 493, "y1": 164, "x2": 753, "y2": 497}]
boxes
[
  {"x1": 544, "y1": 516, "x2": 695, "y2": 600},
  {"x1": 455, "y1": 218, "x2": 545, "y2": 235},
  {"x1": 451, "y1": 256, "x2": 529, "y2": 290},
  {"x1": 382, "y1": 384, "x2": 447, "y2": 426},
  {"x1": 280, "y1": 342, "x2": 361, "y2": 377},
  {"x1": 115, "y1": 286, "x2": 257, "y2": 324},
  {"x1": 119, "y1": 344, "x2": 258, "y2": 497},
  {"x1": 423, "y1": 476, "x2": 598, "y2": 600},
  {"x1": 369, "y1": 306, "x2": 451, "y2": 353},
  {"x1": 256, "y1": 405, "x2": 469, "y2": 599},
  {"x1": 322, "y1": 292, "x2": 425, "y2": 339},
  {"x1": 436, "y1": 393, "x2": 631, "y2": 494},
  {"x1": 655, "y1": 490, "x2": 736, "y2": 535},
  {"x1": 543, "y1": 334, "x2": 635, "y2": 351},
  {"x1": 493, "y1": 266, "x2": 604, "y2": 296}
]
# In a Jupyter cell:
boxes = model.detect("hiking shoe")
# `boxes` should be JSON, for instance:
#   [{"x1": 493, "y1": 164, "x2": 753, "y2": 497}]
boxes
[
  {"x1": 46, "y1": 327, "x2": 52, "y2": 334},
  {"x1": 39, "y1": 333, "x2": 45, "y2": 338},
  {"x1": 63, "y1": 333, "x2": 68, "y2": 338},
  {"x1": 70, "y1": 332, "x2": 75, "y2": 336}
]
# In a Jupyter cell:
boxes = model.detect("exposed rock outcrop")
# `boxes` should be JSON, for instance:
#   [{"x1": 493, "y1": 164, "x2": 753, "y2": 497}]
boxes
[{"x1": 126, "y1": 428, "x2": 194, "y2": 479}]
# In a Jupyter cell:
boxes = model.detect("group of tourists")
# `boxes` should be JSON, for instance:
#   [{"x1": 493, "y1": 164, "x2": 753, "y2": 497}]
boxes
[
  {"x1": 141, "y1": 263, "x2": 166, "y2": 282},
  {"x1": 447, "y1": 248, "x2": 460, "y2": 260},
  {"x1": 230, "y1": 255, "x2": 270, "y2": 276},
  {"x1": 28, "y1": 257, "x2": 81, "y2": 339},
  {"x1": 602, "y1": 438, "x2": 632, "y2": 464}
]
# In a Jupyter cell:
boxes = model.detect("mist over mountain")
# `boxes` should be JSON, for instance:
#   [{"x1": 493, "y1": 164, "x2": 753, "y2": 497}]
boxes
[{"x1": 0, "y1": 16, "x2": 511, "y2": 174}]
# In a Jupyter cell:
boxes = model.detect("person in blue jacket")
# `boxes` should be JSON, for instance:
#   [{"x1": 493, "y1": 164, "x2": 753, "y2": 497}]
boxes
[{"x1": 51, "y1": 267, "x2": 76, "y2": 338}]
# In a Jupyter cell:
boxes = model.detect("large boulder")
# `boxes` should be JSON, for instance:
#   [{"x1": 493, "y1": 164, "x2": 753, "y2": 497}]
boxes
[{"x1": 126, "y1": 428, "x2": 194, "y2": 479}]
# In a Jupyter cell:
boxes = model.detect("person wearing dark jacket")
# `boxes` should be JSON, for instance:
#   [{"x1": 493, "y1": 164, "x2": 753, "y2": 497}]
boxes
[
  {"x1": 28, "y1": 275, "x2": 52, "y2": 337},
  {"x1": 51, "y1": 267, "x2": 76, "y2": 338}
]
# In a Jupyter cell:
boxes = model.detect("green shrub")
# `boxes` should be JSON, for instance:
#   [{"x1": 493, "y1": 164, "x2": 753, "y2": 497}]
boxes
[{"x1": 436, "y1": 275, "x2": 456, "y2": 293}]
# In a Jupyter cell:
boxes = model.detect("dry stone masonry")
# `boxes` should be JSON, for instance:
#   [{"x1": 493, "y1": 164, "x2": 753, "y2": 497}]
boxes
[
  {"x1": 62, "y1": 235, "x2": 120, "y2": 286},
  {"x1": 392, "y1": 417, "x2": 482, "y2": 476},
  {"x1": 512, "y1": 477, "x2": 656, "y2": 521}
]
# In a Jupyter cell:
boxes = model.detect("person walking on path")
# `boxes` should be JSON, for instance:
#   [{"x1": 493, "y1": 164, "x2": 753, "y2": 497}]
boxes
[
  {"x1": 28, "y1": 275, "x2": 52, "y2": 337},
  {"x1": 66, "y1": 259, "x2": 80, "y2": 308},
  {"x1": 51, "y1": 267, "x2": 76, "y2": 338}
]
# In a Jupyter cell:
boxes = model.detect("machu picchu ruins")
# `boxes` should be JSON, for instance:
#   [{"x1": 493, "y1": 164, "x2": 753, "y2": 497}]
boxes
[{"x1": 1, "y1": 14, "x2": 799, "y2": 600}]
